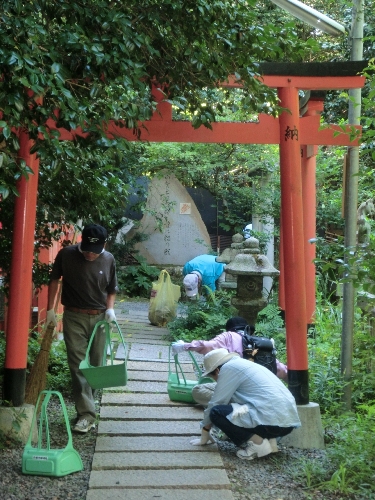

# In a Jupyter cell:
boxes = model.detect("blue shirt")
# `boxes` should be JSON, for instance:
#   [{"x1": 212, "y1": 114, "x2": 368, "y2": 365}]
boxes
[
  {"x1": 202, "y1": 356, "x2": 301, "y2": 429},
  {"x1": 183, "y1": 255, "x2": 225, "y2": 292}
]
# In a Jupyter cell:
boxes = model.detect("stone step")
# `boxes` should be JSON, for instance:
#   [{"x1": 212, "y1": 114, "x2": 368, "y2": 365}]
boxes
[
  {"x1": 118, "y1": 320, "x2": 166, "y2": 329},
  {"x1": 88, "y1": 468, "x2": 231, "y2": 489},
  {"x1": 123, "y1": 333, "x2": 167, "y2": 341},
  {"x1": 119, "y1": 324, "x2": 168, "y2": 333},
  {"x1": 128, "y1": 338, "x2": 168, "y2": 345},
  {"x1": 100, "y1": 405, "x2": 202, "y2": 420},
  {"x1": 87, "y1": 304, "x2": 234, "y2": 500},
  {"x1": 98, "y1": 420, "x2": 199, "y2": 435},
  {"x1": 105, "y1": 381, "x2": 168, "y2": 393},
  {"x1": 101, "y1": 393, "x2": 196, "y2": 406},
  {"x1": 92, "y1": 451, "x2": 223, "y2": 470},
  {"x1": 119, "y1": 320, "x2": 152, "y2": 327},
  {"x1": 127, "y1": 370, "x2": 200, "y2": 382},
  {"x1": 125, "y1": 344, "x2": 204, "y2": 363},
  {"x1": 127, "y1": 361, "x2": 196, "y2": 372},
  {"x1": 95, "y1": 435, "x2": 217, "y2": 452},
  {"x1": 127, "y1": 370, "x2": 170, "y2": 382},
  {"x1": 87, "y1": 489, "x2": 234, "y2": 500}
]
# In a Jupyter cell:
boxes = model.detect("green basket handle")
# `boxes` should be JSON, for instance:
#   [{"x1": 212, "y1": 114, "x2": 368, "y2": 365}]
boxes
[
  {"x1": 26, "y1": 390, "x2": 74, "y2": 451},
  {"x1": 84, "y1": 320, "x2": 127, "y2": 367},
  {"x1": 168, "y1": 344, "x2": 203, "y2": 385}
]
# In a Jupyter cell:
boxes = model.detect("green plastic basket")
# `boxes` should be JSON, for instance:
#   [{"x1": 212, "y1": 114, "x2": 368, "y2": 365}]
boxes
[
  {"x1": 167, "y1": 346, "x2": 213, "y2": 403},
  {"x1": 22, "y1": 390, "x2": 83, "y2": 477},
  {"x1": 79, "y1": 320, "x2": 128, "y2": 389}
]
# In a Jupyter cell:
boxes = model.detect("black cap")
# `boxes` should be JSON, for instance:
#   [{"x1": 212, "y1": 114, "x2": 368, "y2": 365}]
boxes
[
  {"x1": 225, "y1": 316, "x2": 248, "y2": 332},
  {"x1": 81, "y1": 224, "x2": 107, "y2": 254}
]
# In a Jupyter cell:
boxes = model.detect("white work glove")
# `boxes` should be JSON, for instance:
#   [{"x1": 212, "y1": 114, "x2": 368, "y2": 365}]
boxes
[
  {"x1": 190, "y1": 428, "x2": 215, "y2": 446},
  {"x1": 171, "y1": 340, "x2": 186, "y2": 355},
  {"x1": 46, "y1": 309, "x2": 57, "y2": 328},
  {"x1": 105, "y1": 308, "x2": 116, "y2": 323}
]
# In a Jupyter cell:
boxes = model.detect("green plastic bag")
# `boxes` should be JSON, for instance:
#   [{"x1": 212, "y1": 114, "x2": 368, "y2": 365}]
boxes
[{"x1": 148, "y1": 269, "x2": 181, "y2": 326}]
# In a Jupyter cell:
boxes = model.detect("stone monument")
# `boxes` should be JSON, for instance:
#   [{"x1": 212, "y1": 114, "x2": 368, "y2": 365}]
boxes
[{"x1": 126, "y1": 173, "x2": 212, "y2": 265}]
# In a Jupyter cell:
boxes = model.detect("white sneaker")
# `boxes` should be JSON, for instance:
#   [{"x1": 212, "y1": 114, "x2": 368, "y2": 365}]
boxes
[
  {"x1": 73, "y1": 418, "x2": 96, "y2": 433},
  {"x1": 269, "y1": 438, "x2": 279, "y2": 453},
  {"x1": 236, "y1": 439, "x2": 273, "y2": 460}
]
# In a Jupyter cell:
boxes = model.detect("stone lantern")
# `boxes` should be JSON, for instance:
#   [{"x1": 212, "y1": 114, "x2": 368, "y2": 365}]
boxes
[
  {"x1": 216, "y1": 233, "x2": 245, "y2": 289},
  {"x1": 225, "y1": 237, "x2": 280, "y2": 325}
]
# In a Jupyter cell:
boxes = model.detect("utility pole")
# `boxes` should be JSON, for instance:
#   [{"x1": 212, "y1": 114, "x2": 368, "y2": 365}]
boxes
[{"x1": 341, "y1": 0, "x2": 364, "y2": 411}]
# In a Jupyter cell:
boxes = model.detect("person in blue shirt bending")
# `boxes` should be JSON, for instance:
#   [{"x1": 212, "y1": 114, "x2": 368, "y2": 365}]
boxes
[{"x1": 182, "y1": 254, "x2": 225, "y2": 299}]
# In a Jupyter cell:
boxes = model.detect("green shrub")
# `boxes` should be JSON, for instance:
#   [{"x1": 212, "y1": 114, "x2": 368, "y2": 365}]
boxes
[
  {"x1": 117, "y1": 255, "x2": 160, "y2": 297},
  {"x1": 255, "y1": 303, "x2": 286, "y2": 363},
  {"x1": 308, "y1": 296, "x2": 375, "y2": 414},
  {"x1": 296, "y1": 404, "x2": 375, "y2": 497},
  {"x1": 45, "y1": 340, "x2": 72, "y2": 394},
  {"x1": 167, "y1": 289, "x2": 237, "y2": 342}
]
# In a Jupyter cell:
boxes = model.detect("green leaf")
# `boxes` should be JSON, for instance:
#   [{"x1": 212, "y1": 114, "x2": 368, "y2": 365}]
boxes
[
  {"x1": 0, "y1": 185, "x2": 10, "y2": 200},
  {"x1": 23, "y1": 56, "x2": 35, "y2": 66},
  {"x1": 60, "y1": 88, "x2": 73, "y2": 99},
  {"x1": 51, "y1": 62, "x2": 61, "y2": 74},
  {"x1": 2, "y1": 126, "x2": 11, "y2": 139}
]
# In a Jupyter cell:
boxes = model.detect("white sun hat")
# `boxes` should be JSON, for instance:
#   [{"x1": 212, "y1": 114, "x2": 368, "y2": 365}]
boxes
[
  {"x1": 183, "y1": 273, "x2": 199, "y2": 297},
  {"x1": 202, "y1": 348, "x2": 239, "y2": 377}
]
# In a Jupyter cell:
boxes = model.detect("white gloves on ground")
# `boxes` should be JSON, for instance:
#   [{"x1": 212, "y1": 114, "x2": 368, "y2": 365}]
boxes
[
  {"x1": 190, "y1": 428, "x2": 216, "y2": 446},
  {"x1": 46, "y1": 309, "x2": 57, "y2": 328},
  {"x1": 171, "y1": 340, "x2": 186, "y2": 355},
  {"x1": 105, "y1": 308, "x2": 116, "y2": 323}
]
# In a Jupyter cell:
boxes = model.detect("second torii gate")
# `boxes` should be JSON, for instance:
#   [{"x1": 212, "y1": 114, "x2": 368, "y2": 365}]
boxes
[{"x1": 3, "y1": 62, "x2": 365, "y2": 407}]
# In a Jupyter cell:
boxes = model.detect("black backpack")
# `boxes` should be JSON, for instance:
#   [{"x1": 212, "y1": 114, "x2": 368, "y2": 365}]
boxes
[{"x1": 240, "y1": 325, "x2": 277, "y2": 375}]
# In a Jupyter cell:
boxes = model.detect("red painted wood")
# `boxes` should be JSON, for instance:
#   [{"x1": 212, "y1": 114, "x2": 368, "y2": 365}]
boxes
[
  {"x1": 5, "y1": 130, "x2": 39, "y2": 369},
  {"x1": 222, "y1": 74, "x2": 365, "y2": 90},
  {"x1": 46, "y1": 114, "x2": 360, "y2": 146},
  {"x1": 278, "y1": 86, "x2": 308, "y2": 372}
]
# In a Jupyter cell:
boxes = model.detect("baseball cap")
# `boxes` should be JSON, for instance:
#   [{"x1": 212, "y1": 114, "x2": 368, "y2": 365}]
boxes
[
  {"x1": 183, "y1": 273, "x2": 199, "y2": 297},
  {"x1": 81, "y1": 224, "x2": 107, "y2": 254}
]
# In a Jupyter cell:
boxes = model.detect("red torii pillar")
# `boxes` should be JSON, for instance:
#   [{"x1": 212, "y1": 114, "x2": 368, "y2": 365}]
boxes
[
  {"x1": 3, "y1": 130, "x2": 39, "y2": 406},
  {"x1": 278, "y1": 86, "x2": 309, "y2": 403},
  {"x1": 301, "y1": 98, "x2": 323, "y2": 331}
]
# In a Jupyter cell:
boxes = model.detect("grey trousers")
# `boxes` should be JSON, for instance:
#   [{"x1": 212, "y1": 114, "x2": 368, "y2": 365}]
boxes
[
  {"x1": 63, "y1": 310, "x2": 106, "y2": 421},
  {"x1": 192, "y1": 382, "x2": 216, "y2": 406}
]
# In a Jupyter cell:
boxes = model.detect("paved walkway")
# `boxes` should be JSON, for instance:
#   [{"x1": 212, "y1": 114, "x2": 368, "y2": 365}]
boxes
[{"x1": 86, "y1": 301, "x2": 234, "y2": 500}]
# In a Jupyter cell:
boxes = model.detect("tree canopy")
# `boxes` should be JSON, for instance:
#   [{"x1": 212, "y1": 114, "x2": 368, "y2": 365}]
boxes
[{"x1": 1, "y1": 0, "x2": 374, "y2": 287}]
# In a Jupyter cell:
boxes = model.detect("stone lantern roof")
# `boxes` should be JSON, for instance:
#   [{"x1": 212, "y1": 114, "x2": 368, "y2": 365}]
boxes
[{"x1": 225, "y1": 237, "x2": 280, "y2": 277}]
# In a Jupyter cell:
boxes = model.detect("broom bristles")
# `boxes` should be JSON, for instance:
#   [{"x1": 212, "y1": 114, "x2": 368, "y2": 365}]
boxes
[{"x1": 24, "y1": 322, "x2": 56, "y2": 406}]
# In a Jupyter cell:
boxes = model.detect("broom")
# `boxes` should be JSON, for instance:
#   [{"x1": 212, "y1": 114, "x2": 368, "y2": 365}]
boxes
[{"x1": 24, "y1": 286, "x2": 61, "y2": 406}]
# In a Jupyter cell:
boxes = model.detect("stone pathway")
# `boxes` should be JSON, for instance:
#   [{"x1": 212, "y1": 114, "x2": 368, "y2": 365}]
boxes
[{"x1": 86, "y1": 301, "x2": 234, "y2": 500}]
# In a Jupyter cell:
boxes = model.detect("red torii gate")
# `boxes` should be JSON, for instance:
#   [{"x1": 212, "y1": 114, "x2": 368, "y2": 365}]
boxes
[{"x1": 3, "y1": 62, "x2": 365, "y2": 406}]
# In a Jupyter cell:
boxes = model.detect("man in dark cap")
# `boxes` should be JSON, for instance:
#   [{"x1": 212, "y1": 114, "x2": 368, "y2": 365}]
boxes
[{"x1": 46, "y1": 224, "x2": 118, "y2": 433}]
